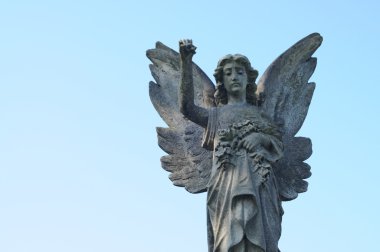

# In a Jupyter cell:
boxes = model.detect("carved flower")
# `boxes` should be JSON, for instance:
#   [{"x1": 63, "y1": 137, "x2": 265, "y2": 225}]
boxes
[
  {"x1": 232, "y1": 120, "x2": 251, "y2": 129},
  {"x1": 217, "y1": 128, "x2": 233, "y2": 141},
  {"x1": 214, "y1": 144, "x2": 232, "y2": 158}
]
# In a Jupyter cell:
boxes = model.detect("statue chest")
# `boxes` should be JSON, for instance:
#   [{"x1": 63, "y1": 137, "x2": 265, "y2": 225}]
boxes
[{"x1": 216, "y1": 105, "x2": 262, "y2": 130}]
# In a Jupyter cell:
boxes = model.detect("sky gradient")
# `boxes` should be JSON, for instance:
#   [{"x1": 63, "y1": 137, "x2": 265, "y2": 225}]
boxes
[{"x1": 1, "y1": 1, "x2": 379, "y2": 251}]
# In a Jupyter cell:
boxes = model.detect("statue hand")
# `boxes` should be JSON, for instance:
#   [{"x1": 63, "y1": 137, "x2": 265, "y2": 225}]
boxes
[
  {"x1": 179, "y1": 39, "x2": 197, "y2": 60},
  {"x1": 238, "y1": 133, "x2": 270, "y2": 152}
]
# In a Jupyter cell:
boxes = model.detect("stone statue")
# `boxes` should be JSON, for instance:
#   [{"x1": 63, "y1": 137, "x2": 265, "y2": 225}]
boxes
[{"x1": 147, "y1": 33, "x2": 322, "y2": 252}]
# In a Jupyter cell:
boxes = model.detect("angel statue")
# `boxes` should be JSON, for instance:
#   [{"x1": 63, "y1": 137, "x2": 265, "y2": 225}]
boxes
[{"x1": 147, "y1": 33, "x2": 322, "y2": 252}]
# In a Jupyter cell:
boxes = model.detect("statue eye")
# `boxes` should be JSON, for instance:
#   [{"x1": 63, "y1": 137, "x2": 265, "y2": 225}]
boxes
[
  {"x1": 237, "y1": 68, "x2": 244, "y2": 74},
  {"x1": 225, "y1": 71, "x2": 231, "y2": 76}
]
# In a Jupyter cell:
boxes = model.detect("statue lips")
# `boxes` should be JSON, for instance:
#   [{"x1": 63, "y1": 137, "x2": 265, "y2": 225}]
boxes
[{"x1": 230, "y1": 82, "x2": 242, "y2": 91}]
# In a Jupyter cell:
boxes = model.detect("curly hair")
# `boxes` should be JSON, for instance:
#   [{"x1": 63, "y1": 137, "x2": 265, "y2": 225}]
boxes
[{"x1": 213, "y1": 54, "x2": 259, "y2": 106}]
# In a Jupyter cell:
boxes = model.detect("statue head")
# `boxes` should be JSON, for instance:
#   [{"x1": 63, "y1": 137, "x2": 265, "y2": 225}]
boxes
[{"x1": 213, "y1": 54, "x2": 258, "y2": 106}]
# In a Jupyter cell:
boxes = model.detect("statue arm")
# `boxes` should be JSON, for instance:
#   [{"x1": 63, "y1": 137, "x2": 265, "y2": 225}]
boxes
[
  {"x1": 179, "y1": 39, "x2": 208, "y2": 128},
  {"x1": 238, "y1": 132, "x2": 283, "y2": 162},
  {"x1": 238, "y1": 132, "x2": 271, "y2": 151}
]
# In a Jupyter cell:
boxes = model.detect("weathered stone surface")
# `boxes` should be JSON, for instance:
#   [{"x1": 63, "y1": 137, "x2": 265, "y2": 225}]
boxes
[{"x1": 148, "y1": 34, "x2": 322, "y2": 251}]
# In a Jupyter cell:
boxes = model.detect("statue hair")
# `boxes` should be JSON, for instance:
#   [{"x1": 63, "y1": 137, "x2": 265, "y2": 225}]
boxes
[{"x1": 213, "y1": 54, "x2": 259, "y2": 106}]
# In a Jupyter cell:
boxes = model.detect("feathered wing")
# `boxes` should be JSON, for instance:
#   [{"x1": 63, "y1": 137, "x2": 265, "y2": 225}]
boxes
[
  {"x1": 147, "y1": 42, "x2": 215, "y2": 193},
  {"x1": 257, "y1": 33, "x2": 323, "y2": 201}
]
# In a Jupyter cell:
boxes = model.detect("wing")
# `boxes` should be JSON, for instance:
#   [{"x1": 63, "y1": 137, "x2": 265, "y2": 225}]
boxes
[
  {"x1": 147, "y1": 41, "x2": 215, "y2": 193},
  {"x1": 257, "y1": 33, "x2": 323, "y2": 201}
]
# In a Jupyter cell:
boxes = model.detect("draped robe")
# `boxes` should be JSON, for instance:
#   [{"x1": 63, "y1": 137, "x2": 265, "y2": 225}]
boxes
[{"x1": 204, "y1": 104, "x2": 284, "y2": 252}]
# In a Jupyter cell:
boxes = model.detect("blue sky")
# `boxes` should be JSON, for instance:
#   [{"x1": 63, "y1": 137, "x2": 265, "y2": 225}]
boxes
[{"x1": 0, "y1": 1, "x2": 379, "y2": 251}]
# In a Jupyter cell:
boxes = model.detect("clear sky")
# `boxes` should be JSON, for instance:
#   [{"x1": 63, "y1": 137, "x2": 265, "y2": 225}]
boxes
[{"x1": 0, "y1": 1, "x2": 379, "y2": 251}]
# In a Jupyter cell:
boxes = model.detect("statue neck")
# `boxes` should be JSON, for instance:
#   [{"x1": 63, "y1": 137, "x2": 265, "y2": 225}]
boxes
[{"x1": 227, "y1": 94, "x2": 246, "y2": 105}]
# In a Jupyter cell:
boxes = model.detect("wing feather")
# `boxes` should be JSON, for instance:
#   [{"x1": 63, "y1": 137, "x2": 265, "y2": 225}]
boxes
[
  {"x1": 257, "y1": 33, "x2": 321, "y2": 136},
  {"x1": 258, "y1": 33, "x2": 322, "y2": 200},
  {"x1": 148, "y1": 42, "x2": 215, "y2": 193}
]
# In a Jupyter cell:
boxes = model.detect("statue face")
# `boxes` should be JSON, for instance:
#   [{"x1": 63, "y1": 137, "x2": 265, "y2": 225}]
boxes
[{"x1": 222, "y1": 61, "x2": 248, "y2": 97}]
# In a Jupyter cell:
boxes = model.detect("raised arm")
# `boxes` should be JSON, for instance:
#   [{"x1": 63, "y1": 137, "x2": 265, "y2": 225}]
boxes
[{"x1": 179, "y1": 39, "x2": 208, "y2": 128}]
